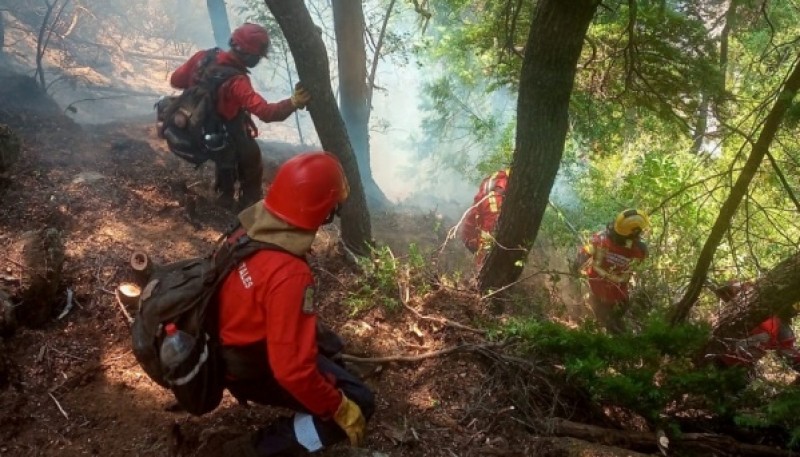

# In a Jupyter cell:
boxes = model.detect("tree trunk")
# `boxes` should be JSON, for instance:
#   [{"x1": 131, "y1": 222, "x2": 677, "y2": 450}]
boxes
[
  {"x1": 206, "y1": 0, "x2": 232, "y2": 50},
  {"x1": 331, "y1": 0, "x2": 390, "y2": 210},
  {"x1": 0, "y1": 11, "x2": 5, "y2": 56},
  {"x1": 263, "y1": 0, "x2": 372, "y2": 255},
  {"x1": 478, "y1": 0, "x2": 599, "y2": 291},
  {"x1": 704, "y1": 250, "x2": 800, "y2": 357},
  {"x1": 670, "y1": 57, "x2": 800, "y2": 324}
]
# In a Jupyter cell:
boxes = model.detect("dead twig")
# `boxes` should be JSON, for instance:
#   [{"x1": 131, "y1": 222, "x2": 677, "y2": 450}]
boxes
[
  {"x1": 48, "y1": 392, "x2": 69, "y2": 420},
  {"x1": 2, "y1": 255, "x2": 29, "y2": 270},
  {"x1": 114, "y1": 289, "x2": 134, "y2": 326},
  {"x1": 402, "y1": 300, "x2": 485, "y2": 334},
  {"x1": 340, "y1": 342, "x2": 503, "y2": 364},
  {"x1": 56, "y1": 288, "x2": 74, "y2": 319}
]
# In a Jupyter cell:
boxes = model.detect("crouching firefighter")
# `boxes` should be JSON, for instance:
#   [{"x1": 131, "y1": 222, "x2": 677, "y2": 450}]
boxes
[
  {"x1": 711, "y1": 280, "x2": 800, "y2": 372},
  {"x1": 214, "y1": 152, "x2": 374, "y2": 456},
  {"x1": 164, "y1": 23, "x2": 311, "y2": 209}
]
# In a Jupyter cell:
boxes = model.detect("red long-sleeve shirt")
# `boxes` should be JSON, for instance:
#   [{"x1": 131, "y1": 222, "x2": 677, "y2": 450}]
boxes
[
  {"x1": 217, "y1": 249, "x2": 342, "y2": 418},
  {"x1": 585, "y1": 230, "x2": 647, "y2": 302},
  {"x1": 170, "y1": 49, "x2": 296, "y2": 123}
]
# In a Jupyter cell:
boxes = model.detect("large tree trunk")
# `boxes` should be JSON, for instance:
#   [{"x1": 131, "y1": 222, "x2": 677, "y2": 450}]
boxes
[
  {"x1": 704, "y1": 250, "x2": 800, "y2": 357},
  {"x1": 206, "y1": 0, "x2": 232, "y2": 50},
  {"x1": 478, "y1": 0, "x2": 599, "y2": 291},
  {"x1": 263, "y1": 0, "x2": 372, "y2": 255},
  {"x1": 670, "y1": 57, "x2": 800, "y2": 324},
  {"x1": 331, "y1": 0, "x2": 390, "y2": 210}
]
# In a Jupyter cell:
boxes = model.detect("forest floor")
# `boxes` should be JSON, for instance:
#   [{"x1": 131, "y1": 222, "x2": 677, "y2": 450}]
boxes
[{"x1": 0, "y1": 66, "x2": 587, "y2": 457}]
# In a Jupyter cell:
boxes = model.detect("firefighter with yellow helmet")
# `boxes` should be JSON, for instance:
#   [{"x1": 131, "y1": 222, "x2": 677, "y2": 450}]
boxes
[{"x1": 577, "y1": 209, "x2": 650, "y2": 333}]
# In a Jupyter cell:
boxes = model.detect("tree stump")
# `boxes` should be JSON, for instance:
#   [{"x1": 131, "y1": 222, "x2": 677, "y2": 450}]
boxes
[
  {"x1": 11, "y1": 228, "x2": 65, "y2": 327},
  {"x1": 0, "y1": 124, "x2": 21, "y2": 174}
]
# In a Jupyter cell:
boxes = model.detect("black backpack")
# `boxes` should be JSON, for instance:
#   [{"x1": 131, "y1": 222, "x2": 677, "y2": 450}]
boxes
[
  {"x1": 157, "y1": 48, "x2": 245, "y2": 166},
  {"x1": 131, "y1": 227, "x2": 285, "y2": 415}
]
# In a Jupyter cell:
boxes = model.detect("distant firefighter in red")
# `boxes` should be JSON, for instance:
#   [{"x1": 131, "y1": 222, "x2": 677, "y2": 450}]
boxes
[{"x1": 461, "y1": 168, "x2": 510, "y2": 265}]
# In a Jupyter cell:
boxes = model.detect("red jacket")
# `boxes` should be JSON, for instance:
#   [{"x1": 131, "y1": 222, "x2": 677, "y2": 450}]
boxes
[
  {"x1": 217, "y1": 248, "x2": 342, "y2": 418},
  {"x1": 170, "y1": 49, "x2": 296, "y2": 124},
  {"x1": 721, "y1": 316, "x2": 800, "y2": 367},
  {"x1": 462, "y1": 169, "x2": 509, "y2": 254},
  {"x1": 585, "y1": 230, "x2": 647, "y2": 302}
]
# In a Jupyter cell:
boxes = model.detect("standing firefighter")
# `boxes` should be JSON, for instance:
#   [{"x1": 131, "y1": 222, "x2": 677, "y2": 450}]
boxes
[
  {"x1": 711, "y1": 280, "x2": 800, "y2": 371},
  {"x1": 577, "y1": 209, "x2": 650, "y2": 333},
  {"x1": 461, "y1": 168, "x2": 510, "y2": 265},
  {"x1": 168, "y1": 23, "x2": 311, "y2": 209},
  {"x1": 213, "y1": 152, "x2": 374, "y2": 456}
]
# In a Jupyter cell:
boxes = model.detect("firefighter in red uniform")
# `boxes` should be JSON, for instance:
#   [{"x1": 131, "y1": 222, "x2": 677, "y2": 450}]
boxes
[
  {"x1": 711, "y1": 280, "x2": 800, "y2": 370},
  {"x1": 578, "y1": 209, "x2": 650, "y2": 333},
  {"x1": 461, "y1": 168, "x2": 510, "y2": 265},
  {"x1": 170, "y1": 23, "x2": 311, "y2": 209},
  {"x1": 212, "y1": 152, "x2": 374, "y2": 456}
]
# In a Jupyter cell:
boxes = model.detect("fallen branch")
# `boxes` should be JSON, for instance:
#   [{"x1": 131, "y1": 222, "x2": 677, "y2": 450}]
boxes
[
  {"x1": 56, "y1": 288, "x2": 74, "y2": 319},
  {"x1": 48, "y1": 392, "x2": 69, "y2": 420},
  {"x1": 542, "y1": 417, "x2": 795, "y2": 457},
  {"x1": 114, "y1": 288, "x2": 134, "y2": 326},
  {"x1": 402, "y1": 301, "x2": 485, "y2": 334},
  {"x1": 340, "y1": 342, "x2": 501, "y2": 364}
]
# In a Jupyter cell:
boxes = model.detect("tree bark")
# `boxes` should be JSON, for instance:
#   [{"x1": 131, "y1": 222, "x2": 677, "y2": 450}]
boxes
[
  {"x1": 670, "y1": 56, "x2": 800, "y2": 324},
  {"x1": 331, "y1": 0, "x2": 390, "y2": 210},
  {"x1": 704, "y1": 250, "x2": 800, "y2": 357},
  {"x1": 0, "y1": 11, "x2": 5, "y2": 56},
  {"x1": 206, "y1": 0, "x2": 232, "y2": 50},
  {"x1": 263, "y1": 0, "x2": 372, "y2": 255},
  {"x1": 478, "y1": 0, "x2": 599, "y2": 291}
]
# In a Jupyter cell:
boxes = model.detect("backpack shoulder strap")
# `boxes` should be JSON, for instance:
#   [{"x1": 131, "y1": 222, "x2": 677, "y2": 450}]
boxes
[
  {"x1": 197, "y1": 50, "x2": 247, "y2": 96},
  {"x1": 211, "y1": 226, "x2": 305, "y2": 277}
]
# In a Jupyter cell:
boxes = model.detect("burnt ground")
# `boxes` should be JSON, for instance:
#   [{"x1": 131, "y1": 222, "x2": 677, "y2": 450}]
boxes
[{"x1": 0, "y1": 74, "x2": 555, "y2": 457}]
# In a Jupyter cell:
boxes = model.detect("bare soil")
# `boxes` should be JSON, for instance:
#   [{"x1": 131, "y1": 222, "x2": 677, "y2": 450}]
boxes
[{"x1": 0, "y1": 73, "x2": 550, "y2": 457}]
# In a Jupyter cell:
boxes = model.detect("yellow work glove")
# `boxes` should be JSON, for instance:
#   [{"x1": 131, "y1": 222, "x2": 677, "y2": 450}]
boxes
[
  {"x1": 333, "y1": 393, "x2": 366, "y2": 446},
  {"x1": 291, "y1": 82, "x2": 311, "y2": 109}
]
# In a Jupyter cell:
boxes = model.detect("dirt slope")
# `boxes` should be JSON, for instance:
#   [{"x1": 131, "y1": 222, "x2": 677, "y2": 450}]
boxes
[{"x1": 0, "y1": 74, "x2": 548, "y2": 457}]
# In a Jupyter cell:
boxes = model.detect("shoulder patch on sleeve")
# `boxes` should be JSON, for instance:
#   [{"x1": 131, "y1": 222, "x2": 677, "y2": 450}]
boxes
[{"x1": 302, "y1": 286, "x2": 316, "y2": 314}]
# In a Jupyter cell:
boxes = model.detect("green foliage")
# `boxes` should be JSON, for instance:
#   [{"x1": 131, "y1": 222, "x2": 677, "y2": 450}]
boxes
[
  {"x1": 496, "y1": 316, "x2": 750, "y2": 424},
  {"x1": 737, "y1": 385, "x2": 800, "y2": 447},
  {"x1": 344, "y1": 243, "x2": 434, "y2": 316}
]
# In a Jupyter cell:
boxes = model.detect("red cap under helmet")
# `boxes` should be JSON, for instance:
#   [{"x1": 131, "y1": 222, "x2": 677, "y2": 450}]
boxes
[
  {"x1": 230, "y1": 23, "x2": 270, "y2": 57},
  {"x1": 265, "y1": 152, "x2": 350, "y2": 230}
]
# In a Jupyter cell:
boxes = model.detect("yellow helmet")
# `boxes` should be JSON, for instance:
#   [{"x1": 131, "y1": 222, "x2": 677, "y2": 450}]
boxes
[{"x1": 613, "y1": 209, "x2": 651, "y2": 237}]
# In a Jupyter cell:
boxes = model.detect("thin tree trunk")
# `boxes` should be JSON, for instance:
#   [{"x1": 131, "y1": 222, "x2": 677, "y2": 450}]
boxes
[
  {"x1": 332, "y1": 0, "x2": 390, "y2": 209},
  {"x1": 0, "y1": 11, "x2": 5, "y2": 56},
  {"x1": 35, "y1": 0, "x2": 59, "y2": 89},
  {"x1": 670, "y1": 56, "x2": 800, "y2": 324},
  {"x1": 206, "y1": 0, "x2": 232, "y2": 50},
  {"x1": 263, "y1": 0, "x2": 372, "y2": 255},
  {"x1": 478, "y1": 0, "x2": 599, "y2": 291}
]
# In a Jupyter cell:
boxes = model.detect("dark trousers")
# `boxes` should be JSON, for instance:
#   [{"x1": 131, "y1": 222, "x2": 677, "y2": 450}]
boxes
[
  {"x1": 214, "y1": 124, "x2": 264, "y2": 207},
  {"x1": 225, "y1": 354, "x2": 375, "y2": 456},
  {"x1": 222, "y1": 327, "x2": 374, "y2": 456}
]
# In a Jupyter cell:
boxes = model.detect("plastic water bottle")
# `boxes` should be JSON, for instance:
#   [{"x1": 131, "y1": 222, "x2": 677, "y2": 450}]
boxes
[{"x1": 159, "y1": 323, "x2": 195, "y2": 373}]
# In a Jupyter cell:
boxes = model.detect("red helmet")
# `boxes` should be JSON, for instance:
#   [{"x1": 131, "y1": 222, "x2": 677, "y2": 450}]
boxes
[
  {"x1": 265, "y1": 152, "x2": 350, "y2": 230},
  {"x1": 230, "y1": 23, "x2": 270, "y2": 57}
]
